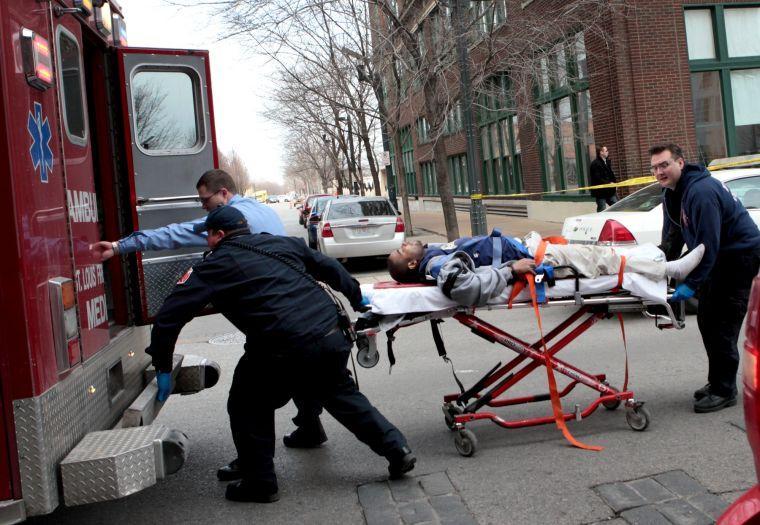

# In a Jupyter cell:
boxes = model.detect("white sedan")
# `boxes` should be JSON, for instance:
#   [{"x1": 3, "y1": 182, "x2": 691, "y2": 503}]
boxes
[
  {"x1": 562, "y1": 168, "x2": 760, "y2": 246},
  {"x1": 317, "y1": 196, "x2": 405, "y2": 259}
]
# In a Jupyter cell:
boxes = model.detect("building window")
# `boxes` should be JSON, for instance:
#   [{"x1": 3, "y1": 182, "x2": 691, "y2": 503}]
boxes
[
  {"x1": 535, "y1": 33, "x2": 593, "y2": 193},
  {"x1": 444, "y1": 101, "x2": 463, "y2": 134},
  {"x1": 416, "y1": 117, "x2": 431, "y2": 143},
  {"x1": 686, "y1": 6, "x2": 760, "y2": 163},
  {"x1": 420, "y1": 161, "x2": 438, "y2": 195},
  {"x1": 725, "y1": 7, "x2": 760, "y2": 58},
  {"x1": 400, "y1": 126, "x2": 418, "y2": 195},
  {"x1": 478, "y1": 73, "x2": 522, "y2": 194},
  {"x1": 685, "y1": 9, "x2": 717, "y2": 60},
  {"x1": 448, "y1": 154, "x2": 469, "y2": 195},
  {"x1": 691, "y1": 71, "x2": 727, "y2": 162},
  {"x1": 472, "y1": 0, "x2": 507, "y2": 34}
]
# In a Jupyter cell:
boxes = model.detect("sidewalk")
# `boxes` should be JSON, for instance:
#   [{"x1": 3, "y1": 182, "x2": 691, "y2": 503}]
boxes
[{"x1": 406, "y1": 208, "x2": 563, "y2": 243}]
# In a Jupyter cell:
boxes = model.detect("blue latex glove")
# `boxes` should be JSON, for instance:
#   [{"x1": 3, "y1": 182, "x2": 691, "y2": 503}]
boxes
[
  {"x1": 360, "y1": 294, "x2": 371, "y2": 307},
  {"x1": 669, "y1": 283, "x2": 695, "y2": 302},
  {"x1": 156, "y1": 372, "x2": 172, "y2": 402}
]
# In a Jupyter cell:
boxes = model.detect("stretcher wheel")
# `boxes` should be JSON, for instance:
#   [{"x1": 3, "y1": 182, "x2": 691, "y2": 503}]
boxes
[
  {"x1": 454, "y1": 429, "x2": 477, "y2": 457},
  {"x1": 442, "y1": 403, "x2": 463, "y2": 430},
  {"x1": 625, "y1": 405, "x2": 651, "y2": 431},
  {"x1": 601, "y1": 395, "x2": 621, "y2": 411},
  {"x1": 356, "y1": 347, "x2": 380, "y2": 368}
]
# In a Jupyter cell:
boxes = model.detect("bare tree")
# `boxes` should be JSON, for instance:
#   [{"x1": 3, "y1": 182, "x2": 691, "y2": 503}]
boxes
[
  {"x1": 133, "y1": 82, "x2": 189, "y2": 150},
  {"x1": 219, "y1": 149, "x2": 253, "y2": 194},
  {"x1": 200, "y1": 0, "x2": 627, "y2": 239}
]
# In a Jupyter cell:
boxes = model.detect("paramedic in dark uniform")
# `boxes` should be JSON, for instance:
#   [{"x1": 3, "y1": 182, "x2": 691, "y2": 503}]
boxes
[
  {"x1": 146, "y1": 206, "x2": 415, "y2": 503},
  {"x1": 89, "y1": 169, "x2": 324, "y2": 456},
  {"x1": 652, "y1": 143, "x2": 760, "y2": 413}
]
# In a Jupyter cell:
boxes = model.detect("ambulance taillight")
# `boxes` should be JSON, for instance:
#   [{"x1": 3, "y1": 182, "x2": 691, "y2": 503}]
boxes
[
  {"x1": 20, "y1": 29, "x2": 54, "y2": 91},
  {"x1": 49, "y1": 278, "x2": 79, "y2": 372}
]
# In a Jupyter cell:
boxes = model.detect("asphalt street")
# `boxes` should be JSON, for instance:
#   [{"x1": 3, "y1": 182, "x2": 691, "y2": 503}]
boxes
[{"x1": 31, "y1": 202, "x2": 757, "y2": 525}]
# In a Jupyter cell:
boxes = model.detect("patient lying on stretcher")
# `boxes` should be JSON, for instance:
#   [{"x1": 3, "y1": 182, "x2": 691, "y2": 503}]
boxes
[{"x1": 386, "y1": 229, "x2": 705, "y2": 307}]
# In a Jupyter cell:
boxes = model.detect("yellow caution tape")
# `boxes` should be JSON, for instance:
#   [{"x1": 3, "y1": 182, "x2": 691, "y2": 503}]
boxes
[
  {"x1": 479, "y1": 175, "x2": 657, "y2": 199},
  {"x1": 708, "y1": 155, "x2": 760, "y2": 170}
]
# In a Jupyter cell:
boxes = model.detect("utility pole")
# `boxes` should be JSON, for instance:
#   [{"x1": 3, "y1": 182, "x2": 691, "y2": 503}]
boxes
[{"x1": 450, "y1": 0, "x2": 487, "y2": 236}]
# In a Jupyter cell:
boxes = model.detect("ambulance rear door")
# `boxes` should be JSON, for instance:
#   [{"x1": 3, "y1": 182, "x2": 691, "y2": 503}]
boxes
[{"x1": 117, "y1": 48, "x2": 218, "y2": 323}]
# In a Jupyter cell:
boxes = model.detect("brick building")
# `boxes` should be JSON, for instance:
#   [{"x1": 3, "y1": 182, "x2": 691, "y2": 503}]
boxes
[{"x1": 375, "y1": 0, "x2": 760, "y2": 220}]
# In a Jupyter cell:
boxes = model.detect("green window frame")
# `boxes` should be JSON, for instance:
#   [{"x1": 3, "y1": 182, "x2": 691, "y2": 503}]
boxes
[
  {"x1": 478, "y1": 72, "x2": 523, "y2": 195},
  {"x1": 416, "y1": 117, "x2": 431, "y2": 144},
  {"x1": 686, "y1": 5, "x2": 760, "y2": 164},
  {"x1": 420, "y1": 160, "x2": 438, "y2": 195},
  {"x1": 447, "y1": 154, "x2": 469, "y2": 195},
  {"x1": 400, "y1": 126, "x2": 418, "y2": 195},
  {"x1": 534, "y1": 33, "x2": 595, "y2": 196},
  {"x1": 444, "y1": 101, "x2": 463, "y2": 135}
]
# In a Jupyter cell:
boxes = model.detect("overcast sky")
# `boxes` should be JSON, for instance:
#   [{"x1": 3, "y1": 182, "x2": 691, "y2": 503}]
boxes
[{"x1": 123, "y1": 0, "x2": 285, "y2": 184}]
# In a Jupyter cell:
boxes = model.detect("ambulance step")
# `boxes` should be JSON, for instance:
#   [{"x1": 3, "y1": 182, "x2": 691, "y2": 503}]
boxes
[{"x1": 60, "y1": 425, "x2": 188, "y2": 507}]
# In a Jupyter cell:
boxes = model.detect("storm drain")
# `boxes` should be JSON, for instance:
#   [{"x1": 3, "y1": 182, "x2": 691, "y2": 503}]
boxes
[
  {"x1": 357, "y1": 471, "x2": 477, "y2": 525},
  {"x1": 593, "y1": 470, "x2": 731, "y2": 525},
  {"x1": 208, "y1": 332, "x2": 246, "y2": 345}
]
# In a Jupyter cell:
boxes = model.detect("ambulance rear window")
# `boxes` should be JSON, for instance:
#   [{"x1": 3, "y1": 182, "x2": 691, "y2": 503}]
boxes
[
  {"x1": 57, "y1": 28, "x2": 87, "y2": 144},
  {"x1": 131, "y1": 69, "x2": 200, "y2": 153}
]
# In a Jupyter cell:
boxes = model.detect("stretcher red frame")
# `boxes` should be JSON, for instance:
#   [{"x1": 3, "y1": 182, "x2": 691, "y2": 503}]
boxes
[{"x1": 355, "y1": 292, "x2": 684, "y2": 456}]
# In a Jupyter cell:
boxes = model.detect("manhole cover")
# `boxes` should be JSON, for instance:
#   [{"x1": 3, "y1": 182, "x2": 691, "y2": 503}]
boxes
[{"x1": 208, "y1": 332, "x2": 246, "y2": 345}]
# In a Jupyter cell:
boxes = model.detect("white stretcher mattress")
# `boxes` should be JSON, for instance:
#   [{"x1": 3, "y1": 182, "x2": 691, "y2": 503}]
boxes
[{"x1": 362, "y1": 244, "x2": 667, "y2": 316}]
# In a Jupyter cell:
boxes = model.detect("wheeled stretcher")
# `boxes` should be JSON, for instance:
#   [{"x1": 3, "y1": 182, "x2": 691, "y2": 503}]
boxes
[{"x1": 353, "y1": 260, "x2": 685, "y2": 456}]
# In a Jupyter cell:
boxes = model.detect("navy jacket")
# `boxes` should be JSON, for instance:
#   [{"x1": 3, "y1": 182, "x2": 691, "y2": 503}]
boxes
[
  {"x1": 146, "y1": 232, "x2": 362, "y2": 371},
  {"x1": 419, "y1": 229, "x2": 531, "y2": 280},
  {"x1": 662, "y1": 164, "x2": 760, "y2": 289}
]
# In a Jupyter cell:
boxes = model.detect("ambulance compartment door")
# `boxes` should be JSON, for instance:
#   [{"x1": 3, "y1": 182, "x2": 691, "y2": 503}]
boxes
[{"x1": 117, "y1": 48, "x2": 217, "y2": 323}]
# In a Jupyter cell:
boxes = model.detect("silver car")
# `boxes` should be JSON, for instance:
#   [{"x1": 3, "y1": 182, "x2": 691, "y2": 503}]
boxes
[{"x1": 317, "y1": 196, "x2": 404, "y2": 259}]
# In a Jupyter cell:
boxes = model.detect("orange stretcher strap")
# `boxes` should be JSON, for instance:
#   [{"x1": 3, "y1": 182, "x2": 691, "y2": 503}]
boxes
[
  {"x1": 534, "y1": 240, "x2": 548, "y2": 265},
  {"x1": 526, "y1": 278, "x2": 603, "y2": 451},
  {"x1": 507, "y1": 280, "x2": 526, "y2": 308},
  {"x1": 617, "y1": 313, "x2": 629, "y2": 392},
  {"x1": 508, "y1": 235, "x2": 566, "y2": 309},
  {"x1": 615, "y1": 255, "x2": 626, "y2": 291}
]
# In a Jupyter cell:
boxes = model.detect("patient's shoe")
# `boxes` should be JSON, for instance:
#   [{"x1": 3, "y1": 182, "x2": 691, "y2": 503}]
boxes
[{"x1": 665, "y1": 244, "x2": 705, "y2": 281}]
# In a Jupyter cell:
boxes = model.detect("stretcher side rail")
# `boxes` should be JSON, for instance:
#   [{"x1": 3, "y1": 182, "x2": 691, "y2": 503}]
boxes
[{"x1": 355, "y1": 292, "x2": 685, "y2": 337}]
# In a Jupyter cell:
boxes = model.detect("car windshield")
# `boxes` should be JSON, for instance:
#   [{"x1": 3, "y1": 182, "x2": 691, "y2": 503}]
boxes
[
  {"x1": 312, "y1": 197, "x2": 332, "y2": 213},
  {"x1": 605, "y1": 183, "x2": 663, "y2": 212},
  {"x1": 327, "y1": 200, "x2": 395, "y2": 219}
]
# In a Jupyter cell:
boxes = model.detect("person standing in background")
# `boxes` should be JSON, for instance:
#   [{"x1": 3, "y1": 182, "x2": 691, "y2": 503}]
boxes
[{"x1": 589, "y1": 145, "x2": 618, "y2": 212}]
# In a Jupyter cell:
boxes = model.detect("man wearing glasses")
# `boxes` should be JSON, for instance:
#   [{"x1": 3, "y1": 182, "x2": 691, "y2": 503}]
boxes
[
  {"x1": 651, "y1": 143, "x2": 760, "y2": 413},
  {"x1": 89, "y1": 168, "x2": 334, "y2": 480},
  {"x1": 90, "y1": 169, "x2": 285, "y2": 261}
]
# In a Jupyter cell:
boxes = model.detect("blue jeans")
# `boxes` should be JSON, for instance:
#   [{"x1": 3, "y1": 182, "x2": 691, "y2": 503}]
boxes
[{"x1": 596, "y1": 195, "x2": 618, "y2": 212}]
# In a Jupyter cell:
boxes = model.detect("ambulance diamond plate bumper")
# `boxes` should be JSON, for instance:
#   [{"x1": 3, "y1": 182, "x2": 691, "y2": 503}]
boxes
[
  {"x1": 60, "y1": 425, "x2": 178, "y2": 506},
  {"x1": 12, "y1": 327, "x2": 150, "y2": 516}
]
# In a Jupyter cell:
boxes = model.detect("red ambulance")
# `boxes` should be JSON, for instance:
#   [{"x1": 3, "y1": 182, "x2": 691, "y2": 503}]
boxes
[{"x1": 0, "y1": 0, "x2": 221, "y2": 521}]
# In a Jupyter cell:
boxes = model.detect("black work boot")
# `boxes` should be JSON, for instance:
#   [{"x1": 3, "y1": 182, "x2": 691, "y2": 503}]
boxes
[
  {"x1": 283, "y1": 421, "x2": 327, "y2": 448},
  {"x1": 387, "y1": 446, "x2": 416, "y2": 480},
  {"x1": 693, "y1": 383, "x2": 711, "y2": 400},
  {"x1": 217, "y1": 458, "x2": 243, "y2": 481},
  {"x1": 225, "y1": 479, "x2": 280, "y2": 503},
  {"x1": 693, "y1": 392, "x2": 737, "y2": 413}
]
